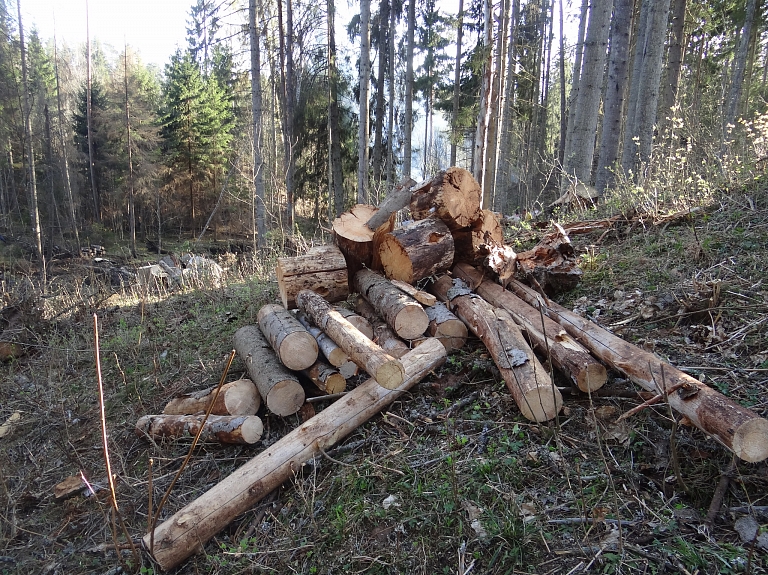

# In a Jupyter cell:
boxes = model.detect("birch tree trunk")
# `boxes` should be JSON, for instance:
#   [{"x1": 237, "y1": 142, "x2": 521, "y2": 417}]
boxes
[
  {"x1": 358, "y1": 0, "x2": 372, "y2": 203},
  {"x1": 250, "y1": 0, "x2": 267, "y2": 248}
]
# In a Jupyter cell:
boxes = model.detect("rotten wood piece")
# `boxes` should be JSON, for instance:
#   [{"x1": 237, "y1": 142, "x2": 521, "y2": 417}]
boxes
[
  {"x1": 424, "y1": 301, "x2": 468, "y2": 353},
  {"x1": 135, "y1": 414, "x2": 264, "y2": 445},
  {"x1": 365, "y1": 176, "x2": 418, "y2": 230},
  {"x1": 276, "y1": 244, "x2": 349, "y2": 309},
  {"x1": 390, "y1": 278, "x2": 437, "y2": 306},
  {"x1": 514, "y1": 224, "x2": 582, "y2": 294},
  {"x1": 162, "y1": 378, "x2": 261, "y2": 416},
  {"x1": 143, "y1": 339, "x2": 447, "y2": 571},
  {"x1": 377, "y1": 217, "x2": 455, "y2": 284},
  {"x1": 333, "y1": 204, "x2": 395, "y2": 286},
  {"x1": 452, "y1": 209, "x2": 504, "y2": 265},
  {"x1": 354, "y1": 269, "x2": 430, "y2": 340},
  {"x1": 301, "y1": 359, "x2": 346, "y2": 395},
  {"x1": 353, "y1": 296, "x2": 411, "y2": 358},
  {"x1": 257, "y1": 304, "x2": 318, "y2": 371},
  {"x1": 409, "y1": 167, "x2": 481, "y2": 230}
]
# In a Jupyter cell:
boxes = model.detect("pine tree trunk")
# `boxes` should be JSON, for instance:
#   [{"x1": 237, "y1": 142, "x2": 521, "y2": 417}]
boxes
[
  {"x1": 450, "y1": 0, "x2": 464, "y2": 167},
  {"x1": 358, "y1": 0, "x2": 372, "y2": 203},
  {"x1": 724, "y1": 0, "x2": 757, "y2": 141},
  {"x1": 403, "y1": 0, "x2": 416, "y2": 176},
  {"x1": 473, "y1": 0, "x2": 493, "y2": 196},
  {"x1": 85, "y1": 1, "x2": 100, "y2": 223},
  {"x1": 385, "y1": 2, "x2": 396, "y2": 185},
  {"x1": 562, "y1": 0, "x2": 590, "y2": 171},
  {"x1": 124, "y1": 50, "x2": 136, "y2": 258},
  {"x1": 327, "y1": 0, "x2": 345, "y2": 217},
  {"x1": 372, "y1": 0, "x2": 389, "y2": 187},
  {"x1": 250, "y1": 0, "x2": 267, "y2": 248},
  {"x1": 659, "y1": 0, "x2": 687, "y2": 130}
]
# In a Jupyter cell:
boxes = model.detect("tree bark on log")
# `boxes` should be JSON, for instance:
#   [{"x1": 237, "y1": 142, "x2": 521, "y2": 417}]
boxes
[
  {"x1": 143, "y1": 339, "x2": 447, "y2": 571},
  {"x1": 452, "y1": 209, "x2": 504, "y2": 265},
  {"x1": 301, "y1": 359, "x2": 346, "y2": 394},
  {"x1": 424, "y1": 301, "x2": 468, "y2": 353},
  {"x1": 453, "y1": 263, "x2": 606, "y2": 392},
  {"x1": 296, "y1": 290, "x2": 405, "y2": 389},
  {"x1": 332, "y1": 204, "x2": 395, "y2": 286},
  {"x1": 354, "y1": 296, "x2": 411, "y2": 358},
  {"x1": 390, "y1": 278, "x2": 437, "y2": 306},
  {"x1": 354, "y1": 269, "x2": 430, "y2": 340},
  {"x1": 163, "y1": 379, "x2": 261, "y2": 416},
  {"x1": 233, "y1": 326, "x2": 305, "y2": 416},
  {"x1": 257, "y1": 304, "x2": 318, "y2": 371},
  {"x1": 276, "y1": 244, "x2": 349, "y2": 309},
  {"x1": 332, "y1": 306, "x2": 374, "y2": 340},
  {"x1": 135, "y1": 414, "x2": 264, "y2": 445},
  {"x1": 508, "y1": 279, "x2": 768, "y2": 462},
  {"x1": 365, "y1": 176, "x2": 417, "y2": 230},
  {"x1": 409, "y1": 167, "x2": 481, "y2": 230},
  {"x1": 377, "y1": 217, "x2": 455, "y2": 283},
  {"x1": 294, "y1": 311, "x2": 350, "y2": 368},
  {"x1": 430, "y1": 276, "x2": 562, "y2": 422}
]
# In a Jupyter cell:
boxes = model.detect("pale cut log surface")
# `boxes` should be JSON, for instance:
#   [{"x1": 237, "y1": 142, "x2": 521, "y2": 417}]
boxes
[
  {"x1": 276, "y1": 244, "x2": 349, "y2": 309},
  {"x1": 233, "y1": 326, "x2": 305, "y2": 416},
  {"x1": 355, "y1": 269, "x2": 430, "y2": 340},
  {"x1": 301, "y1": 359, "x2": 346, "y2": 394},
  {"x1": 296, "y1": 290, "x2": 405, "y2": 389},
  {"x1": 354, "y1": 296, "x2": 411, "y2": 358},
  {"x1": 365, "y1": 176, "x2": 418, "y2": 230},
  {"x1": 452, "y1": 209, "x2": 504, "y2": 265},
  {"x1": 508, "y1": 279, "x2": 768, "y2": 463},
  {"x1": 425, "y1": 302, "x2": 468, "y2": 353},
  {"x1": 257, "y1": 304, "x2": 318, "y2": 371},
  {"x1": 390, "y1": 278, "x2": 437, "y2": 306},
  {"x1": 453, "y1": 263, "x2": 606, "y2": 392},
  {"x1": 332, "y1": 306, "x2": 374, "y2": 340},
  {"x1": 333, "y1": 204, "x2": 395, "y2": 285},
  {"x1": 378, "y1": 217, "x2": 455, "y2": 284},
  {"x1": 163, "y1": 378, "x2": 261, "y2": 416},
  {"x1": 143, "y1": 339, "x2": 447, "y2": 571},
  {"x1": 295, "y1": 311, "x2": 350, "y2": 367},
  {"x1": 409, "y1": 167, "x2": 481, "y2": 230},
  {"x1": 135, "y1": 414, "x2": 264, "y2": 445}
]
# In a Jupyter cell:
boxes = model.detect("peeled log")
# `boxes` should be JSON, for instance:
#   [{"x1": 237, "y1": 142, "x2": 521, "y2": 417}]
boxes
[
  {"x1": 301, "y1": 359, "x2": 346, "y2": 394},
  {"x1": 508, "y1": 279, "x2": 768, "y2": 463},
  {"x1": 163, "y1": 379, "x2": 261, "y2": 416},
  {"x1": 296, "y1": 290, "x2": 405, "y2": 389},
  {"x1": 135, "y1": 414, "x2": 264, "y2": 445},
  {"x1": 409, "y1": 167, "x2": 481, "y2": 230},
  {"x1": 354, "y1": 296, "x2": 411, "y2": 358},
  {"x1": 233, "y1": 326, "x2": 305, "y2": 416},
  {"x1": 276, "y1": 244, "x2": 349, "y2": 309},
  {"x1": 452, "y1": 209, "x2": 504, "y2": 265},
  {"x1": 257, "y1": 304, "x2": 318, "y2": 371},
  {"x1": 430, "y1": 276, "x2": 562, "y2": 422},
  {"x1": 332, "y1": 307, "x2": 374, "y2": 340},
  {"x1": 142, "y1": 339, "x2": 446, "y2": 571},
  {"x1": 333, "y1": 204, "x2": 395, "y2": 286},
  {"x1": 425, "y1": 302, "x2": 468, "y2": 353},
  {"x1": 294, "y1": 311, "x2": 350, "y2": 368},
  {"x1": 354, "y1": 269, "x2": 429, "y2": 340},
  {"x1": 390, "y1": 279, "x2": 437, "y2": 306},
  {"x1": 378, "y1": 217, "x2": 454, "y2": 284}
]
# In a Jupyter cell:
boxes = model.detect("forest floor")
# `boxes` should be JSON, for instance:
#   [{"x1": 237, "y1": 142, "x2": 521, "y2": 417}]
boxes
[{"x1": 1, "y1": 186, "x2": 768, "y2": 575}]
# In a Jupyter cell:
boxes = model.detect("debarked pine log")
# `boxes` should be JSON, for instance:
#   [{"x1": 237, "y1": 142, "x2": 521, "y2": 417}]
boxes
[
  {"x1": 276, "y1": 244, "x2": 349, "y2": 310},
  {"x1": 389, "y1": 278, "x2": 437, "y2": 306},
  {"x1": 233, "y1": 326, "x2": 305, "y2": 416},
  {"x1": 294, "y1": 311, "x2": 350, "y2": 368},
  {"x1": 143, "y1": 339, "x2": 447, "y2": 571},
  {"x1": 354, "y1": 296, "x2": 411, "y2": 358},
  {"x1": 452, "y1": 209, "x2": 504, "y2": 265},
  {"x1": 354, "y1": 269, "x2": 429, "y2": 340},
  {"x1": 424, "y1": 301, "x2": 468, "y2": 353},
  {"x1": 135, "y1": 414, "x2": 264, "y2": 445},
  {"x1": 162, "y1": 378, "x2": 261, "y2": 416},
  {"x1": 296, "y1": 290, "x2": 405, "y2": 389},
  {"x1": 257, "y1": 304, "x2": 318, "y2": 371},
  {"x1": 508, "y1": 279, "x2": 768, "y2": 463},
  {"x1": 332, "y1": 306, "x2": 374, "y2": 340},
  {"x1": 301, "y1": 359, "x2": 346, "y2": 394},
  {"x1": 377, "y1": 217, "x2": 455, "y2": 284},
  {"x1": 430, "y1": 275, "x2": 562, "y2": 422},
  {"x1": 452, "y1": 263, "x2": 606, "y2": 392},
  {"x1": 409, "y1": 167, "x2": 481, "y2": 230}
]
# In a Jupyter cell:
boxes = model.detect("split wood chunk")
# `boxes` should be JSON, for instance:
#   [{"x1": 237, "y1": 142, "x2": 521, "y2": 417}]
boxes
[
  {"x1": 409, "y1": 167, "x2": 481, "y2": 230},
  {"x1": 365, "y1": 176, "x2": 418, "y2": 231},
  {"x1": 296, "y1": 290, "x2": 405, "y2": 389},
  {"x1": 333, "y1": 204, "x2": 395, "y2": 286},
  {"x1": 332, "y1": 306, "x2": 374, "y2": 340},
  {"x1": 390, "y1": 278, "x2": 437, "y2": 306},
  {"x1": 143, "y1": 339, "x2": 446, "y2": 572},
  {"x1": 135, "y1": 414, "x2": 264, "y2": 445},
  {"x1": 354, "y1": 269, "x2": 430, "y2": 340},
  {"x1": 233, "y1": 325, "x2": 305, "y2": 416},
  {"x1": 257, "y1": 304, "x2": 318, "y2": 371},
  {"x1": 294, "y1": 311, "x2": 350, "y2": 368},
  {"x1": 276, "y1": 244, "x2": 349, "y2": 309},
  {"x1": 301, "y1": 359, "x2": 346, "y2": 394},
  {"x1": 378, "y1": 217, "x2": 455, "y2": 284},
  {"x1": 354, "y1": 296, "x2": 411, "y2": 358},
  {"x1": 163, "y1": 378, "x2": 261, "y2": 416},
  {"x1": 54, "y1": 475, "x2": 86, "y2": 502},
  {"x1": 452, "y1": 209, "x2": 504, "y2": 265},
  {"x1": 431, "y1": 276, "x2": 562, "y2": 422},
  {"x1": 508, "y1": 279, "x2": 768, "y2": 463},
  {"x1": 453, "y1": 263, "x2": 606, "y2": 392},
  {"x1": 425, "y1": 302, "x2": 468, "y2": 353}
]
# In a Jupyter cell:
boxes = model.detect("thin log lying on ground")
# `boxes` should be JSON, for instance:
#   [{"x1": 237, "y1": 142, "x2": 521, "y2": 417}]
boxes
[
  {"x1": 409, "y1": 167, "x2": 481, "y2": 230},
  {"x1": 294, "y1": 311, "x2": 349, "y2": 367},
  {"x1": 354, "y1": 296, "x2": 411, "y2": 358},
  {"x1": 430, "y1": 275, "x2": 562, "y2": 422},
  {"x1": 233, "y1": 326, "x2": 305, "y2": 416},
  {"x1": 452, "y1": 263, "x2": 606, "y2": 392},
  {"x1": 365, "y1": 176, "x2": 417, "y2": 230},
  {"x1": 377, "y1": 217, "x2": 455, "y2": 283},
  {"x1": 296, "y1": 290, "x2": 405, "y2": 389},
  {"x1": 301, "y1": 359, "x2": 346, "y2": 394},
  {"x1": 135, "y1": 414, "x2": 264, "y2": 445},
  {"x1": 143, "y1": 338, "x2": 446, "y2": 571},
  {"x1": 355, "y1": 269, "x2": 429, "y2": 340},
  {"x1": 162, "y1": 378, "x2": 261, "y2": 416},
  {"x1": 508, "y1": 279, "x2": 768, "y2": 463},
  {"x1": 257, "y1": 304, "x2": 318, "y2": 371},
  {"x1": 276, "y1": 244, "x2": 349, "y2": 309}
]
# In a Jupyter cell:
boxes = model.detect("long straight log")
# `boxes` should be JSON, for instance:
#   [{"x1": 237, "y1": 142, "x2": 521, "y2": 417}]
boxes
[
  {"x1": 430, "y1": 275, "x2": 562, "y2": 422},
  {"x1": 143, "y1": 339, "x2": 447, "y2": 571},
  {"x1": 162, "y1": 378, "x2": 261, "y2": 416},
  {"x1": 135, "y1": 414, "x2": 263, "y2": 445},
  {"x1": 296, "y1": 290, "x2": 405, "y2": 389},
  {"x1": 508, "y1": 279, "x2": 768, "y2": 462},
  {"x1": 424, "y1": 302, "x2": 468, "y2": 353},
  {"x1": 332, "y1": 306, "x2": 374, "y2": 340},
  {"x1": 354, "y1": 296, "x2": 411, "y2": 358},
  {"x1": 294, "y1": 311, "x2": 350, "y2": 367},
  {"x1": 354, "y1": 269, "x2": 429, "y2": 340},
  {"x1": 257, "y1": 304, "x2": 318, "y2": 371},
  {"x1": 453, "y1": 263, "x2": 606, "y2": 392}
]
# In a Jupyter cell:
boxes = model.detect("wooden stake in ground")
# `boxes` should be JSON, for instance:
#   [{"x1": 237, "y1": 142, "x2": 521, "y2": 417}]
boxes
[
  {"x1": 257, "y1": 304, "x2": 318, "y2": 371},
  {"x1": 430, "y1": 276, "x2": 562, "y2": 422},
  {"x1": 424, "y1": 302, "x2": 468, "y2": 353},
  {"x1": 355, "y1": 269, "x2": 429, "y2": 340},
  {"x1": 332, "y1": 204, "x2": 395, "y2": 285},
  {"x1": 409, "y1": 167, "x2": 481, "y2": 230},
  {"x1": 276, "y1": 244, "x2": 349, "y2": 309},
  {"x1": 143, "y1": 339, "x2": 447, "y2": 571},
  {"x1": 135, "y1": 414, "x2": 264, "y2": 445},
  {"x1": 163, "y1": 379, "x2": 261, "y2": 416},
  {"x1": 233, "y1": 326, "x2": 305, "y2": 416},
  {"x1": 296, "y1": 290, "x2": 405, "y2": 389},
  {"x1": 452, "y1": 209, "x2": 504, "y2": 265},
  {"x1": 453, "y1": 263, "x2": 606, "y2": 392},
  {"x1": 508, "y1": 279, "x2": 768, "y2": 463},
  {"x1": 354, "y1": 296, "x2": 411, "y2": 358},
  {"x1": 301, "y1": 359, "x2": 346, "y2": 394},
  {"x1": 377, "y1": 217, "x2": 455, "y2": 283}
]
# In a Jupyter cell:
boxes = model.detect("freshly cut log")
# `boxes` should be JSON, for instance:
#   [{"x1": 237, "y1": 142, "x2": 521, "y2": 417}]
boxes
[
  {"x1": 452, "y1": 209, "x2": 504, "y2": 265},
  {"x1": 296, "y1": 290, "x2": 405, "y2": 389},
  {"x1": 452, "y1": 263, "x2": 606, "y2": 392},
  {"x1": 354, "y1": 296, "x2": 411, "y2": 358},
  {"x1": 424, "y1": 302, "x2": 468, "y2": 353},
  {"x1": 365, "y1": 176, "x2": 418, "y2": 230},
  {"x1": 378, "y1": 217, "x2": 454, "y2": 284},
  {"x1": 515, "y1": 224, "x2": 582, "y2": 295},
  {"x1": 301, "y1": 359, "x2": 346, "y2": 394},
  {"x1": 294, "y1": 311, "x2": 350, "y2": 368},
  {"x1": 135, "y1": 414, "x2": 264, "y2": 445},
  {"x1": 430, "y1": 276, "x2": 562, "y2": 422},
  {"x1": 409, "y1": 167, "x2": 481, "y2": 230},
  {"x1": 144, "y1": 339, "x2": 447, "y2": 571},
  {"x1": 354, "y1": 269, "x2": 429, "y2": 340},
  {"x1": 257, "y1": 304, "x2": 318, "y2": 371},
  {"x1": 276, "y1": 244, "x2": 349, "y2": 309},
  {"x1": 333, "y1": 204, "x2": 395, "y2": 285},
  {"x1": 163, "y1": 379, "x2": 261, "y2": 416},
  {"x1": 390, "y1": 279, "x2": 437, "y2": 306},
  {"x1": 508, "y1": 279, "x2": 768, "y2": 463},
  {"x1": 332, "y1": 307, "x2": 374, "y2": 340},
  {"x1": 233, "y1": 326, "x2": 305, "y2": 416}
]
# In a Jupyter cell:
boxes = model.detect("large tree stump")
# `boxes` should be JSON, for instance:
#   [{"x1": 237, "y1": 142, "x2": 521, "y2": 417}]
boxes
[
  {"x1": 301, "y1": 359, "x2": 346, "y2": 394},
  {"x1": 162, "y1": 379, "x2": 261, "y2": 416},
  {"x1": 409, "y1": 167, "x2": 481, "y2": 230},
  {"x1": 233, "y1": 326, "x2": 305, "y2": 416},
  {"x1": 424, "y1": 302, "x2": 468, "y2": 353},
  {"x1": 257, "y1": 304, "x2": 318, "y2": 371},
  {"x1": 377, "y1": 217, "x2": 455, "y2": 284},
  {"x1": 353, "y1": 296, "x2": 411, "y2": 358},
  {"x1": 452, "y1": 209, "x2": 504, "y2": 265},
  {"x1": 276, "y1": 244, "x2": 349, "y2": 309},
  {"x1": 354, "y1": 269, "x2": 430, "y2": 340},
  {"x1": 333, "y1": 204, "x2": 395, "y2": 287},
  {"x1": 135, "y1": 414, "x2": 264, "y2": 445}
]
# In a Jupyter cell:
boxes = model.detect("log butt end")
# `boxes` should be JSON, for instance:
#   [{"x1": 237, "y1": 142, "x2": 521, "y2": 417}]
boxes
[
  {"x1": 266, "y1": 380, "x2": 306, "y2": 416},
  {"x1": 239, "y1": 416, "x2": 265, "y2": 444},
  {"x1": 433, "y1": 320, "x2": 468, "y2": 353},
  {"x1": 733, "y1": 417, "x2": 768, "y2": 462},
  {"x1": 374, "y1": 360, "x2": 407, "y2": 390},
  {"x1": 519, "y1": 387, "x2": 563, "y2": 423},
  {"x1": 394, "y1": 306, "x2": 430, "y2": 341},
  {"x1": 223, "y1": 379, "x2": 262, "y2": 415},
  {"x1": 280, "y1": 332, "x2": 319, "y2": 371},
  {"x1": 324, "y1": 372, "x2": 347, "y2": 394},
  {"x1": 575, "y1": 364, "x2": 608, "y2": 393}
]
